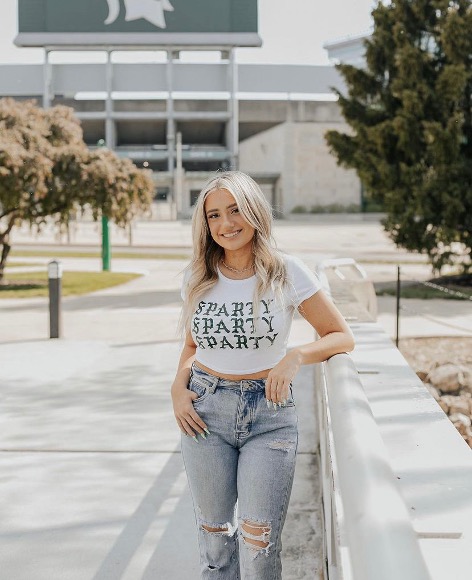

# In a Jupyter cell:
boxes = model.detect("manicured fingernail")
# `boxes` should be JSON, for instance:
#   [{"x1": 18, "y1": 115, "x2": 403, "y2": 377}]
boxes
[
  {"x1": 266, "y1": 400, "x2": 272, "y2": 409},
  {"x1": 192, "y1": 436, "x2": 199, "y2": 443},
  {"x1": 272, "y1": 402, "x2": 277, "y2": 410},
  {"x1": 200, "y1": 432, "x2": 207, "y2": 439},
  {"x1": 204, "y1": 428, "x2": 210, "y2": 435}
]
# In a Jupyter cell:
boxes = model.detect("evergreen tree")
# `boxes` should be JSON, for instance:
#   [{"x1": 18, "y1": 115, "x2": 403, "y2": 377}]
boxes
[{"x1": 326, "y1": 0, "x2": 472, "y2": 272}]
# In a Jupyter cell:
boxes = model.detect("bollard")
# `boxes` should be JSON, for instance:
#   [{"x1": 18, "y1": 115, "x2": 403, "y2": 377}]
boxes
[{"x1": 48, "y1": 260, "x2": 62, "y2": 339}]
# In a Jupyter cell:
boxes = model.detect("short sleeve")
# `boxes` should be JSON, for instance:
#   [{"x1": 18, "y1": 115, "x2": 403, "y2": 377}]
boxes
[
  {"x1": 285, "y1": 255, "x2": 321, "y2": 307},
  {"x1": 180, "y1": 267, "x2": 192, "y2": 301}
]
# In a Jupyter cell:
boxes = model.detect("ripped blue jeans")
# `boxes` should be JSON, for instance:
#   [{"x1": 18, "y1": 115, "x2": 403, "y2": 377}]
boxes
[{"x1": 181, "y1": 363, "x2": 298, "y2": 580}]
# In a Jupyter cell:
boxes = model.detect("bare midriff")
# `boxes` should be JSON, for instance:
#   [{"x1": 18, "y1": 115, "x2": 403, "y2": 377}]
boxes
[{"x1": 194, "y1": 360, "x2": 271, "y2": 380}]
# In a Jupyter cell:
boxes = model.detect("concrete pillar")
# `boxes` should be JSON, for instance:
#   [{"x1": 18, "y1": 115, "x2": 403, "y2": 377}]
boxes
[
  {"x1": 43, "y1": 49, "x2": 51, "y2": 109},
  {"x1": 166, "y1": 50, "x2": 175, "y2": 175},
  {"x1": 105, "y1": 50, "x2": 115, "y2": 148},
  {"x1": 228, "y1": 48, "x2": 239, "y2": 170},
  {"x1": 175, "y1": 131, "x2": 183, "y2": 219}
]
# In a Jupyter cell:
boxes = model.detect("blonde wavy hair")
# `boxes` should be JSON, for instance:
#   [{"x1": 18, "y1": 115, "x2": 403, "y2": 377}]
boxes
[{"x1": 180, "y1": 171, "x2": 289, "y2": 335}]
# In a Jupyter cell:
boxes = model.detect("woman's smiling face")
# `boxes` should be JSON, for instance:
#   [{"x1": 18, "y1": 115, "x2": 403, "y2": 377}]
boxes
[{"x1": 204, "y1": 188, "x2": 255, "y2": 252}]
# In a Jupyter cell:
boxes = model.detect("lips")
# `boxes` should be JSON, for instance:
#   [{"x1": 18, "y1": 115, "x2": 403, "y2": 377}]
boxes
[{"x1": 221, "y1": 229, "x2": 242, "y2": 238}]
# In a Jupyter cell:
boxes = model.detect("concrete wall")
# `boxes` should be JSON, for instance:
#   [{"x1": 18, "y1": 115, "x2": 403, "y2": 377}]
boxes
[
  {"x1": 239, "y1": 121, "x2": 361, "y2": 214},
  {"x1": 0, "y1": 61, "x2": 360, "y2": 218}
]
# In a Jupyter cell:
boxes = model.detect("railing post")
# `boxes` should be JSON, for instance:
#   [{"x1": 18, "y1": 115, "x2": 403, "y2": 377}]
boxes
[{"x1": 396, "y1": 265, "x2": 401, "y2": 347}]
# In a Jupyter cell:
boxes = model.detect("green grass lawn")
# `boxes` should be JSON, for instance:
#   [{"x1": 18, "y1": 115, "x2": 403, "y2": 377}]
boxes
[
  {"x1": 0, "y1": 270, "x2": 141, "y2": 299},
  {"x1": 376, "y1": 273, "x2": 472, "y2": 300},
  {"x1": 11, "y1": 250, "x2": 189, "y2": 260},
  {"x1": 4, "y1": 262, "x2": 32, "y2": 268}
]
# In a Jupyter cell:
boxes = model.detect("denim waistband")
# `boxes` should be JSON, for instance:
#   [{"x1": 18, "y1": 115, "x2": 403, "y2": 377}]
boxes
[{"x1": 191, "y1": 362, "x2": 266, "y2": 391}]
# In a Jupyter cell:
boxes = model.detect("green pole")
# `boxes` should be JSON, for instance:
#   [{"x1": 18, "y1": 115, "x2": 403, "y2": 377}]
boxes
[
  {"x1": 97, "y1": 139, "x2": 111, "y2": 272},
  {"x1": 101, "y1": 214, "x2": 111, "y2": 271}
]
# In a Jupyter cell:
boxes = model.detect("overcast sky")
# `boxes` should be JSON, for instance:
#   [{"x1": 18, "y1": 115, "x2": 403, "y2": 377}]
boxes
[{"x1": 0, "y1": 0, "x2": 377, "y2": 65}]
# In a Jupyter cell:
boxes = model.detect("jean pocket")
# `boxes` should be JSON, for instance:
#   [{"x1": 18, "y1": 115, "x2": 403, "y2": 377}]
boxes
[{"x1": 188, "y1": 377, "x2": 209, "y2": 404}]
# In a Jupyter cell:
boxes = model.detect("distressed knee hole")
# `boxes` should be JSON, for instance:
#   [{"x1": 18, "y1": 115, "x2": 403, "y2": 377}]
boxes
[
  {"x1": 241, "y1": 520, "x2": 271, "y2": 550},
  {"x1": 202, "y1": 524, "x2": 229, "y2": 534}
]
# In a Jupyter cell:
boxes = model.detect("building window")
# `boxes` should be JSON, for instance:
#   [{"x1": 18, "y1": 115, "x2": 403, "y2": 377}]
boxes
[
  {"x1": 190, "y1": 190, "x2": 201, "y2": 206},
  {"x1": 154, "y1": 187, "x2": 169, "y2": 202}
]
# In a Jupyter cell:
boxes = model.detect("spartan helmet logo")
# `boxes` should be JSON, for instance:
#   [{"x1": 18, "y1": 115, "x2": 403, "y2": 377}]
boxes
[{"x1": 105, "y1": 0, "x2": 174, "y2": 29}]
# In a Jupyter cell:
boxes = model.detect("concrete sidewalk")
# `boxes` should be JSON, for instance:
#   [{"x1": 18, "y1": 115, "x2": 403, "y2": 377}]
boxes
[
  {"x1": 1, "y1": 217, "x2": 470, "y2": 579},
  {"x1": 0, "y1": 263, "x2": 323, "y2": 580},
  {"x1": 9, "y1": 215, "x2": 471, "y2": 341}
]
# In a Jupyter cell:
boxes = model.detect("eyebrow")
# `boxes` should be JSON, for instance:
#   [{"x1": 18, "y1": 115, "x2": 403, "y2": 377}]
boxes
[{"x1": 205, "y1": 203, "x2": 238, "y2": 215}]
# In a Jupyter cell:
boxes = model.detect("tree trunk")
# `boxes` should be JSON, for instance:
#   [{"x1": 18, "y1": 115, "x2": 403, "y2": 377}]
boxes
[
  {"x1": 0, "y1": 238, "x2": 11, "y2": 283},
  {"x1": 0, "y1": 216, "x2": 16, "y2": 283}
]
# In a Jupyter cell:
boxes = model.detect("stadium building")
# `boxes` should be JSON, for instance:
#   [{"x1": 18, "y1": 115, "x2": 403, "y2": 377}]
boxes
[{"x1": 2, "y1": 0, "x2": 368, "y2": 219}]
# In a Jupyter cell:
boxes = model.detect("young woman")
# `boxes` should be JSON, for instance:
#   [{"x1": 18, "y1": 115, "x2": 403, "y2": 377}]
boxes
[{"x1": 171, "y1": 171, "x2": 354, "y2": 579}]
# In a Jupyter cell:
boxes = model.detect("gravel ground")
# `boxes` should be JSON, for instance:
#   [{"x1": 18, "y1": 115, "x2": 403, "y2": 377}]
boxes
[
  {"x1": 399, "y1": 336, "x2": 472, "y2": 447},
  {"x1": 399, "y1": 336, "x2": 472, "y2": 374}
]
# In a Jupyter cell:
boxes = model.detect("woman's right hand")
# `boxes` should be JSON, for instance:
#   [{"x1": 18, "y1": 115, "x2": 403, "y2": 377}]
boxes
[{"x1": 171, "y1": 386, "x2": 209, "y2": 440}]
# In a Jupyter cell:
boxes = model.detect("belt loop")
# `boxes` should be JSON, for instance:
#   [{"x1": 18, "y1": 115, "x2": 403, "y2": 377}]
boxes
[{"x1": 208, "y1": 375, "x2": 219, "y2": 394}]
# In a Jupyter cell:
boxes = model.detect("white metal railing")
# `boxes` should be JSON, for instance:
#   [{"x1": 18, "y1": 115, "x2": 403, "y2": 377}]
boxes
[
  {"x1": 316, "y1": 258, "x2": 377, "y2": 320},
  {"x1": 315, "y1": 258, "x2": 431, "y2": 580},
  {"x1": 316, "y1": 354, "x2": 431, "y2": 580}
]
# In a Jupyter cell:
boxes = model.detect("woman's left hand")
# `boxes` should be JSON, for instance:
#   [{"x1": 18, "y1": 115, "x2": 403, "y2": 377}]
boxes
[{"x1": 265, "y1": 350, "x2": 302, "y2": 405}]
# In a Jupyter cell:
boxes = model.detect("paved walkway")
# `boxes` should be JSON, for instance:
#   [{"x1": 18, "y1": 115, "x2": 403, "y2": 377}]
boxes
[
  {"x1": 1, "y1": 217, "x2": 471, "y2": 579},
  {"x1": 8, "y1": 214, "x2": 472, "y2": 340},
  {"x1": 0, "y1": 260, "x2": 323, "y2": 580}
]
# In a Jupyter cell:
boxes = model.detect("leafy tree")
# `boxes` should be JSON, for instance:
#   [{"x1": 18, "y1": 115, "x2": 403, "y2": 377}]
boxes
[
  {"x1": 0, "y1": 98, "x2": 154, "y2": 280},
  {"x1": 326, "y1": 0, "x2": 472, "y2": 272}
]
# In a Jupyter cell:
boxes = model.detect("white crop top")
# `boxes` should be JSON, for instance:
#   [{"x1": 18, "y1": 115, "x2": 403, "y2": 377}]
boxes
[{"x1": 181, "y1": 255, "x2": 321, "y2": 375}]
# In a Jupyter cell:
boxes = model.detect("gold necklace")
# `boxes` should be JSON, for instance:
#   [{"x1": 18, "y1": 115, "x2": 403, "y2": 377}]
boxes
[{"x1": 221, "y1": 260, "x2": 255, "y2": 274}]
